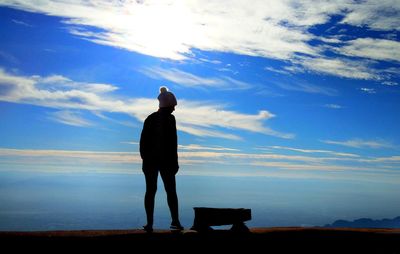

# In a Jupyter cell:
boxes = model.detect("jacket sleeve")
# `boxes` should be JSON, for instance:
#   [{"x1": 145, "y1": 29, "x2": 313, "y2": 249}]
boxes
[
  {"x1": 139, "y1": 118, "x2": 149, "y2": 160},
  {"x1": 171, "y1": 115, "x2": 179, "y2": 171}
]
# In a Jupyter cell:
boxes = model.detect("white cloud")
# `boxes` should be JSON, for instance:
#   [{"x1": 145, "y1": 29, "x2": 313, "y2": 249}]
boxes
[
  {"x1": 175, "y1": 100, "x2": 294, "y2": 139},
  {"x1": 265, "y1": 145, "x2": 359, "y2": 157},
  {"x1": 360, "y1": 87, "x2": 376, "y2": 94},
  {"x1": 92, "y1": 112, "x2": 137, "y2": 127},
  {"x1": 382, "y1": 67, "x2": 400, "y2": 75},
  {"x1": 11, "y1": 19, "x2": 33, "y2": 27},
  {"x1": 250, "y1": 161, "x2": 362, "y2": 171},
  {"x1": 264, "y1": 66, "x2": 291, "y2": 75},
  {"x1": 0, "y1": 68, "x2": 290, "y2": 139},
  {"x1": 179, "y1": 144, "x2": 240, "y2": 152},
  {"x1": 371, "y1": 156, "x2": 400, "y2": 163},
  {"x1": 382, "y1": 81, "x2": 398, "y2": 86},
  {"x1": 1, "y1": 147, "x2": 399, "y2": 178},
  {"x1": 198, "y1": 58, "x2": 222, "y2": 65},
  {"x1": 1, "y1": 0, "x2": 399, "y2": 82},
  {"x1": 0, "y1": 69, "x2": 122, "y2": 111},
  {"x1": 217, "y1": 67, "x2": 238, "y2": 75},
  {"x1": 48, "y1": 110, "x2": 93, "y2": 127},
  {"x1": 126, "y1": 98, "x2": 294, "y2": 139},
  {"x1": 121, "y1": 141, "x2": 139, "y2": 145},
  {"x1": 3, "y1": 145, "x2": 354, "y2": 169},
  {"x1": 221, "y1": 76, "x2": 250, "y2": 90},
  {"x1": 37, "y1": 74, "x2": 119, "y2": 93},
  {"x1": 0, "y1": 148, "x2": 139, "y2": 162},
  {"x1": 324, "y1": 104, "x2": 343, "y2": 109},
  {"x1": 274, "y1": 80, "x2": 338, "y2": 96},
  {"x1": 339, "y1": 38, "x2": 400, "y2": 62},
  {"x1": 322, "y1": 139, "x2": 393, "y2": 149},
  {"x1": 341, "y1": 0, "x2": 400, "y2": 31},
  {"x1": 1, "y1": 0, "x2": 316, "y2": 60},
  {"x1": 178, "y1": 150, "x2": 354, "y2": 164},
  {"x1": 140, "y1": 67, "x2": 219, "y2": 88},
  {"x1": 139, "y1": 66, "x2": 251, "y2": 90},
  {"x1": 295, "y1": 56, "x2": 379, "y2": 80},
  {"x1": 318, "y1": 37, "x2": 343, "y2": 44},
  {"x1": 0, "y1": 148, "x2": 142, "y2": 174}
]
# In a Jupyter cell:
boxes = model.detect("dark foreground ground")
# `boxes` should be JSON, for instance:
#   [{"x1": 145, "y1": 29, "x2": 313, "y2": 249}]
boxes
[{"x1": 1, "y1": 227, "x2": 399, "y2": 253}]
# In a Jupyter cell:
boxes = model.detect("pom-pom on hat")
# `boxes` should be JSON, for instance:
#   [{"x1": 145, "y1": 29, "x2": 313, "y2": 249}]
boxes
[{"x1": 158, "y1": 86, "x2": 177, "y2": 108}]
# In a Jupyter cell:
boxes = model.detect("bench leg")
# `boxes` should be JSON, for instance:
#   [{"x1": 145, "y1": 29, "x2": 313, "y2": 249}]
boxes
[{"x1": 230, "y1": 222, "x2": 249, "y2": 232}]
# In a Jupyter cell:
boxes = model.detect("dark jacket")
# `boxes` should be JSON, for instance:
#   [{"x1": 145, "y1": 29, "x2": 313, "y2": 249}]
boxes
[{"x1": 140, "y1": 110, "x2": 179, "y2": 173}]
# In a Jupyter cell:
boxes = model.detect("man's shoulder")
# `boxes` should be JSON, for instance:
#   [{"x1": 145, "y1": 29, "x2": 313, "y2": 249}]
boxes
[
  {"x1": 145, "y1": 111, "x2": 159, "y2": 121},
  {"x1": 145, "y1": 111, "x2": 175, "y2": 123}
]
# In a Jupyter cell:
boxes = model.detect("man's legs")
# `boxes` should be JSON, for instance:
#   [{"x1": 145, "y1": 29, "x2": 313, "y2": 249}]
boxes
[
  {"x1": 144, "y1": 169, "x2": 158, "y2": 230},
  {"x1": 160, "y1": 170, "x2": 182, "y2": 229}
]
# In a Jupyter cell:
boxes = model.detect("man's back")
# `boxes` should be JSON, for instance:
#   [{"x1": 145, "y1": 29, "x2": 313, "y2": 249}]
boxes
[{"x1": 140, "y1": 110, "x2": 178, "y2": 172}]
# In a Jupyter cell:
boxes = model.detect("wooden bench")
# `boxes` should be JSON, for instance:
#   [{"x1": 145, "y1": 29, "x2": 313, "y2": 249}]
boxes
[{"x1": 191, "y1": 207, "x2": 252, "y2": 232}]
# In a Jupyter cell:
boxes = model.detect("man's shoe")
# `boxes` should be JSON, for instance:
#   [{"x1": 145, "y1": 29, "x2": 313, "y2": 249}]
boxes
[
  {"x1": 170, "y1": 222, "x2": 184, "y2": 230},
  {"x1": 143, "y1": 225, "x2": 153, "y2": 233}
]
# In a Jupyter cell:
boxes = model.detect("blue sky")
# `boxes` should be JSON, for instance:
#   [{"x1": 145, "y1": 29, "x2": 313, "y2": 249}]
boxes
[{"x1": 0, "y1": 1, "x2": 399, "y2": 229}]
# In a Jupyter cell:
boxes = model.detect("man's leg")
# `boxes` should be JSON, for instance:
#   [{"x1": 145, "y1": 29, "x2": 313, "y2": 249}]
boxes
[
  {"x1": 160, "y1": 170, "x2": 182, "y2": 229},
  {"x1": 144, "y1": 169, "x2": 158, "y2": 230}
]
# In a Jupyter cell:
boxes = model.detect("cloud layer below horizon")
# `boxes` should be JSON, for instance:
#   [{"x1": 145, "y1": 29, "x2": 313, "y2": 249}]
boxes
[{"x1": 1, "y1": 145, "x2": 399, "y2": 183}]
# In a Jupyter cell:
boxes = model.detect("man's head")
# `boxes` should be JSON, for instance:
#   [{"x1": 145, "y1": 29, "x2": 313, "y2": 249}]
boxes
[{"x1": 158, "y1": 86, "x2": 177, "y2": 110}]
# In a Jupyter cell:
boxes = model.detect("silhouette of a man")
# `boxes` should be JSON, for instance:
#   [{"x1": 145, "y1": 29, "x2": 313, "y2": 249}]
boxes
[{"x1": 140, "y1": 87, "x2": 183, "y2": 233}]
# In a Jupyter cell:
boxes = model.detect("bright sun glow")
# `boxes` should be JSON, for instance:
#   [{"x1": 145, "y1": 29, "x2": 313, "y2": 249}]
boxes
[{"x1": 111, "y1": 2, "x2": 199, "y2": 59}]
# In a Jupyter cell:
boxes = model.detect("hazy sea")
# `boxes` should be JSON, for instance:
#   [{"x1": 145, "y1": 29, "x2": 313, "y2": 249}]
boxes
[{"x1": 0, "y1": 172, "x2": 399, "y2": 231}]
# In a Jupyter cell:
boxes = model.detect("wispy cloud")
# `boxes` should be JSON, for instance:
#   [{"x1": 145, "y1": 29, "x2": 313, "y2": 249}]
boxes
[
  {"x1": 198, "y1": 58, "x2": 222, "y2": 65},
  {"x1": 360, "y1": 87, "x2": 376, "y2": 94},
  {"x1": 176, "y1": 100, "x2": 294, "y2": 139},
  {"x1": 38, "y1": 74, "x2": 119, "y2": 93},
  {"x1": 264, "y1": 66, "x2": 291, "y2": 75},
  {"x1": 250, "y1": 161, "x2": 364, "y2": 171},
  {"x1": 0, "y1": 51, "x2": 19, "y2": 64},
  {"x1": 264, "y1": 145, "x2": 359, "y2": 157},
  {"x1": 48, "y1": 110, "x2": 93, "y2": 127},
  {"x1": 121, "y1": 141, "x2": 139, "y2": 145},
  {"x1": 340, "y1": 0, "x2": 400, "y2": 31},
  {"x1": 217, "y1": 67, "x2": 239, "y2": 75},
  {"x1": 179, "y1": 144, "x2": 240, "y2": 152},
  {"x1": 371, "y1": 155, "x2": 400, "y2": 163},
  {"x1": 274, "y1": 80, "x2": 338, "y2": 96},
  {"x1": 2, "y1": 147, "x2": 399, "y2": 178},
  {"x1": 179, "y1": 151, "x2": 358, "y2": 164},
  {"x1": 93, "y1": 112, "x2": 137, "y2": 127},
  {"x1": 382, "y1": 81, "x2": 398, "y2": 86},
  {"x1": 322, "y1": 139, "x2": 393, "y2": 149},
  {"x1": 324, "y1": 104, "x2": 343, "y2": 109},
  {"x1": 1, "y1": 0, "x2": 398, "y2": 82},
  {"x1": 0, "y1": 68, "x2": 291, "y2": 139},
  {"x1": 139, "y1": 66, "x2": 251, "y2": 90},
  {"x1": 294, "y1": 56, "x2": 379, "y2": 80},
  {"x1": 338, "y1": 38, "x2": 400, "y2": 62},
  {"x1": 0, "y1": 148, "x2": 141, "y2": 174},
  {"x1": 177, "y1": 125, "x2": 243, "y2": 140},
  {"x1": 0, "y1": 148, "x2": 139, "y2": 162},
  {"x1": 11, "y1": 19, "x2": 33, "y2": 27}
]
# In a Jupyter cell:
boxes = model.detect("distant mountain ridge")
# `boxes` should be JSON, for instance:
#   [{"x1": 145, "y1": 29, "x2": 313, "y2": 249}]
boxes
[{"x1": 324, "y1": 216, "x2": 400, "y2": 228}]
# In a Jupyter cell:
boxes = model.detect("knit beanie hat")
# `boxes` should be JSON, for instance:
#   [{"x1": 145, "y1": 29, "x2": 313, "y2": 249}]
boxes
[{"x1": 158, "y1": 86, "x2": 177, "y2": 108}]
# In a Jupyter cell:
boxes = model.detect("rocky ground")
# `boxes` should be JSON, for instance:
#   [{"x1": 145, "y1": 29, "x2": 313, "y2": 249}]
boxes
[{"x1": 1, "y1": 227, "x2": 399, "y2": 253}]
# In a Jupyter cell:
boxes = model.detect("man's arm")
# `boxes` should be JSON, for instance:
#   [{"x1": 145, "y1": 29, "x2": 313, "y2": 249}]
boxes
[
  {"x1": 171, "y1": 115, "x2": 179, "y2": 171},
  {"x1": 139, "y1": 118, "x2": 148, "y2": 160}
]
